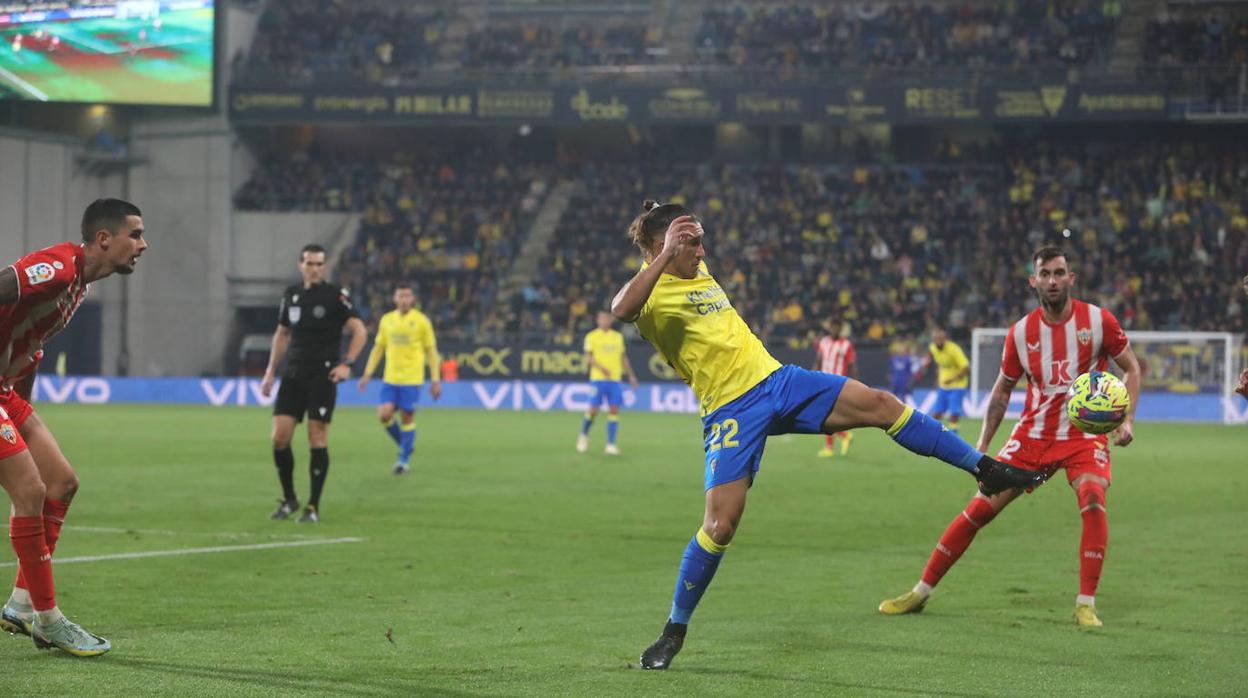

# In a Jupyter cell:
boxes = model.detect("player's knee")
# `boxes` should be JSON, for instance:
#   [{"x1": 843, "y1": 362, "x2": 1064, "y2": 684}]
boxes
[
  {"x1": 45, "y1": 473, "x2": 79, "y2": 502},
  {"x1": 704, "y1": 519, "x2": 737, "y2": 546},
  {"x1": 14, "y1": 479, "x2": 47, "y2": 514},
  {"x1": 1076, "y1": 479, "x2": 1107, "y2": 511},
  {"x1": 866, "y1": 388, "x2": 903, "y2": 428}
]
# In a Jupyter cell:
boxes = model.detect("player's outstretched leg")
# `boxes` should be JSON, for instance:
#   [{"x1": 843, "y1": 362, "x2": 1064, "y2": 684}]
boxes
[
  {"x1": 640, "y1": 477, "x2": 745, "y2": 670},
  {"x1": 577, "y1": 407, "x2": 598, "y2": 453},
  {"x1": 1074, "y1": 476, "x2": 1108, "y2": 627},
  {"x1": 822, "y1": 381, "x2": 1045, "y2": 494},
  {"x1": 395, "y1": 412, "x2": 416, "y2": 475},
  {"x1": 879, "y1": 489, "x2": 1019, "y2": 615}
]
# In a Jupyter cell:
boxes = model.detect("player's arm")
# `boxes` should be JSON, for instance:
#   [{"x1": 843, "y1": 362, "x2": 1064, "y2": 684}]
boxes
[
  {"x1": 951, "y1": 344, "x2": 971, "y2": 383},
  {"x1": 0, "y1": 267, "x2": 17, "y2": 304},
  {"x1": 359, "y1": 322, "x2": 385, "y2": 391},
  {"x1": 1110, "y1": 344, "x2": 1142, "y2": 447},
  {"x1": 976, "y1": 372, "x2": 1019, "y2": 453},
  {"x1": 622, "y1": 351, "x2": 639, "y2": 389},
  {"x1": 331, "y1": 317, "x2": 367, "y2": 383},
  {"x1": 14, "y1": 368, "x2": 36, "y2": 402},
  {"x1": 1236, "y1": 368, "x2": 1248, "y2": 400},
  {"x1": 260, "y1": 325, "x2": 291, "y2": 397},
  {"x1": 425, "y1": 321, "x2": 441, "y2": 400},
  {"x1": 610, "y1": 215, "x2": 700, "y2": 322}
]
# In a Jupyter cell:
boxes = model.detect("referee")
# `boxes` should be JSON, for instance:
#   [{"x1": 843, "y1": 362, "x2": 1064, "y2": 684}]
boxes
[{"x1": 260, "y1": 243, "x2": 367, "y2": 523}]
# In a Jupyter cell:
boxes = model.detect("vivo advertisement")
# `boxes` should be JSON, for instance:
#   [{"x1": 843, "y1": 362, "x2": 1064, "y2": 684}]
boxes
[{"x1": 28, "y1": 376, "x2": 1248, "y2": 424}]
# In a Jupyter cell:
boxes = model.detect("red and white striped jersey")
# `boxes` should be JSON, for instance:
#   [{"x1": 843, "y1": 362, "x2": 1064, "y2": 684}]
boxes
[
  {"x1": 1000, "y1": 299, "x2": 1129, "y2": 441},
  {"x1": 816, "y1": 336, "x2": 856, "y2": 375},
  {"x1": 0, "y1": 243, "x2": 88, "y2": 390}
]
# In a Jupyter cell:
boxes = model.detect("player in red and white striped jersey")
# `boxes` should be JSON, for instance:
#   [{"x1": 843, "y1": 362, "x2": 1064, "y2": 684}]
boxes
[
  {"x1": 0, "y1": 199, "x2": 147, "y2": 656},
  {"x1": 814, "y1": 322, "x2": 857, "y2": 456},
  {"x1": 880, "y1": 246, "x2": 1141, "y2": 628}
]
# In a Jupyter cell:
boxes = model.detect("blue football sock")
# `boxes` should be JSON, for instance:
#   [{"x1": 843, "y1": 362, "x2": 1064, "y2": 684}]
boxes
[
  {"x1": 384, "y1": 419, "x2": 401, "y2": 445},
  {"x1": 669, "y1": 529, "x2": 727, "y2": 625},
  {"x1": 606, "y1": 415, "x2": 619, "y2": 445},
  {"x1": 580, "y1": 413, "x2": 594, "y2": 436},
  {"x1": 887, "y1": 406, "x2": 982, "y2": 473},
  {"x1": 398, "y1": 422, "x2": 416, "y2": 464}
]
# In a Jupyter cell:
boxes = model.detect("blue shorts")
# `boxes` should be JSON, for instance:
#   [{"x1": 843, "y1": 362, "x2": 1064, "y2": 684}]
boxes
[
  {"x1": 932, "y1": 388, "x2": 966, "y2": 417},
  {"x1": 379, "y1": 383, "x2": 422, "y2": 413},
  {"x1": 701, "y1": 365, "x2": 847, "y2": 491},
  {"x1": 590, "y1": 380, "x2": 624, "y2": 408}
]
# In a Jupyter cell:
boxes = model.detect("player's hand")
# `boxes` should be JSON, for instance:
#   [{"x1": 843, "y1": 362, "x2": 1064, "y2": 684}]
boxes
[
  {"x1": 1236, "y1": 368, "x2": 1248, "y2": 400},
  {"x1": 260, "y1": 375, "x2": 275, "y2": 398},
  {"x1": 430, "y1": 382, "x2": 442, "y2": 401},
  {"x1": 660, "y1": 215, "x2": 701, "y2": 257},
  {"x1": 329, "y1": 363, "x2": 351, "y2": 383},
  {"x1": 1112, "y1": 420, "x2": 1134, "y2": 447},
  {"x1": 629, "y1": 376, "x2": 639, "y2": 390},
  {"x1": 357, "y1": 377, "x2": 369, "y2": 393}
]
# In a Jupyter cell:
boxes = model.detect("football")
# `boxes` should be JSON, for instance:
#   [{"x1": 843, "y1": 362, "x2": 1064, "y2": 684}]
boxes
[{"x1": 1066, "y1": 371, "x2": 1131, "y2": 435}]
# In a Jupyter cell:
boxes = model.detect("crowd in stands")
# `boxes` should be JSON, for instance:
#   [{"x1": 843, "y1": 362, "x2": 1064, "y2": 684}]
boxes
[
  {"x1": 692, "y1": 1, "x2": 1120, "y2": 74},
  {"x1": 1144, "y1": 5, "x2": 1248, "y2": 66},
  {"x1": 461, "y1": 23, "x2": 661, "y2": 70},
  {"x1": 236, "y1": 142, "x2": 1248, "y2": 348}
]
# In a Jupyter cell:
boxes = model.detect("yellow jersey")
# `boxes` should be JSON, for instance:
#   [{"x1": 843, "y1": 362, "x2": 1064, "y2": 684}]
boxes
[
  {"x1": 634, "y1": 261, "x2": 781, "y2": 416},
  {"x1": 584, "y1": 328, "x2": 626, "y2": 381},
  {"x1": 928, "y1": 340, "x2": 969, "y2": 389},
  {"x1": 364, "y1": 309, "x2": 439, "y2": 385}
]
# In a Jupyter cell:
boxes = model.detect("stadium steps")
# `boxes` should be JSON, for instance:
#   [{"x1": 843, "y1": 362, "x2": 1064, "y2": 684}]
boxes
[
  {"x1": 1108, "y1": 0, "x2": 1164, "y2": 76},
  {"x1": 501, "y1": 178, "x2": 580, "y2": 301}
]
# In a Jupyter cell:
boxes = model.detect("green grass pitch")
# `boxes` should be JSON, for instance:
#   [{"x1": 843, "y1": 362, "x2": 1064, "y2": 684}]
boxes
[{"x1": 3, "y1": 404, "x2": 1245, "y2": 696}]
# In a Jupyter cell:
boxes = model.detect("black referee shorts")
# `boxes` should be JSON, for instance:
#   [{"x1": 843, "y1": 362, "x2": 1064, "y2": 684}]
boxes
[{"x1": 274, "y1": 361, "x2": 338, "y2": 423}]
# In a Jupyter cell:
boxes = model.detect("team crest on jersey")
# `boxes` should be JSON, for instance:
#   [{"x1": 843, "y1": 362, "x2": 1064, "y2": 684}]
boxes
[
  {"x1": 1077, "y1": 328, "x2": 1092, "y2": 345},
  {"x1": 288, "y1": 306, "x2": 302, "y2": 324},
  {"x1": 24, "y1": 263, "x2": 55, "y2": 286},
  {"x1": 0, "y1": 423, "x2": 15, "y2": 445}
]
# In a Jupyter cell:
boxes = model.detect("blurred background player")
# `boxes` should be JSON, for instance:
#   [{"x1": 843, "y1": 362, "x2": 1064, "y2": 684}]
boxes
[
  {"x1": 613, "y1": 202, "x2": 1044, "y2": 670},
  {"x1": 880, "y1": 246, "x2": 1141, "y2": 628},
  {"x1": 0, "y1": 198, "x2": 147, "y2": 656},
  {"x1": 888, "y1": 339, "x2": 923, "y2": 405},
  {"x1": 814, "y1": 320, "x2": 857, "y2": 457},
  {"x1": 260, "y1": 244, "x2": 366, "y2": 523},
  {"x1": 926, "y1": 326, "x2": 970, "y2": 431},
  {"x1": 577, "y1": 310, "x2": 639, "y2": 455},
  {"x1": 358, "y1": 282, "x2": 441, "y2": 475}
]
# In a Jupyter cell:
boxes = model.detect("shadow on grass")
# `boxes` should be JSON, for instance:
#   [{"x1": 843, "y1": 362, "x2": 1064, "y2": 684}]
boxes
[{"x1": 101, "y1": 657, "x2": 490, "y2": 698}]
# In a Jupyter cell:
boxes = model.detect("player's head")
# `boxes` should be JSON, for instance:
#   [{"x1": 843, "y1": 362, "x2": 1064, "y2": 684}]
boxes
[
  {"x1": 1029, "y1": 245, "x2": 1075, "y2": 311},
  {"x1": 628, "y1": 200, "x2": 704, "y2": 279},
  {"x1": 596, "y1": 310, "x2": 613, "y2": 330},
  {"x1": 393, "y1": 283, "x2": 415, "y2": 311},
  {"x1": 81, "y1": 198, "x2": 145, "y2": 275},
  {"x1": 931, "y1": 326, "x2": 947, "y2": 347},
  {"x1": 299, "y1": 244, "x2": 327, "y2": 285}
]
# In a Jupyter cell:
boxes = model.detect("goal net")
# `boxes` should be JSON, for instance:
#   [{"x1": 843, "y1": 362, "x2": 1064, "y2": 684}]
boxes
[{"x1": 970, "y1": 329, "x2": 1245, "y2": 425}]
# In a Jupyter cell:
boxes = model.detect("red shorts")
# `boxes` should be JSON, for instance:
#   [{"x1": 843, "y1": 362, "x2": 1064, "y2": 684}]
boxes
[
  {"x1": 0, "y1": 390, "x2": 34, "y2": 461},
  {"x1": 995, "y1": 433, "x2": 1111, "y2": 486}
]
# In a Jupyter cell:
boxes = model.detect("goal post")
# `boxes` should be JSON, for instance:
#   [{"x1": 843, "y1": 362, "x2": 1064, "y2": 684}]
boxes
[{"x1": 970, "y1": 328, "x2": 1245, "y2": 425}]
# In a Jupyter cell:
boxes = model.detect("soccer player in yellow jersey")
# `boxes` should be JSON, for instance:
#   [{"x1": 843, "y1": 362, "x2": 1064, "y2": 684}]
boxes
[
  {"x1": 611, "y1": 201, "x2": 1044, "y2": 670},
  {"x1": 358, "y1": 284, "x2": 441, "y2": 475},
  {"x1": 927, "y1": 326, "x2": 970, "y2": 432},
  {"x1": 577, "y1": 311, "x2": 639, "y2": 455}
]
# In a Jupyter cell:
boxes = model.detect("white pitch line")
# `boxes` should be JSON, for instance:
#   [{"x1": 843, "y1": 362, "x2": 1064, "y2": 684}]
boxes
[
  {"x1": 0, "y1": 537, "x2": 364, "y2": 568},
  {"x1": 0, "y1": 65, "x2": 49, "y2": 101},
  {"x1": 66, "y1": 526, "x2": 315, "y2": 540}
]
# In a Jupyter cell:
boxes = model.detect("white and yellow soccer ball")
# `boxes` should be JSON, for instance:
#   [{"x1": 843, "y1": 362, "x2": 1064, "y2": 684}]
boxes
[{"x1": 1066, "y1": 371, "x2": 1130, "y2": 435}]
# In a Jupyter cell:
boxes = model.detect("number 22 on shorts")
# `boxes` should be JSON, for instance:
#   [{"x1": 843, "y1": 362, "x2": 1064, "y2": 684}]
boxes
[{"x1": 708, "y1": 419, "x2": 740, "y2": 451}]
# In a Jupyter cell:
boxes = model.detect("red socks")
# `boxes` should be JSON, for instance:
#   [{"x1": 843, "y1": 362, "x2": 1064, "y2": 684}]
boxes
[
  {"x1": 920, "y1": 497, "x2": 998, "y2": 587},
  {"x1": 8, "y1": 516, "x2": 55, "y2": 611},
  {"x1": 1077, "y1": 480, "x2": 1108, "y2": 597},
  {"x1": 14, "y1": 498, "x2": 70, "y2": 600}
]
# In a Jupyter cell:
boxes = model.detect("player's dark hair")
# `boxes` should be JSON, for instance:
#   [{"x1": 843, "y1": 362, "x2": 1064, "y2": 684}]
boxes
[
  {"x1": 1033, "y1": 245, "x2": 1069, "y2": 271},
  {"x1": 80, "y1": 198, "x2": 141, "y2": 242},
  {"x1": 627, "y1": 200, "x2": 695, "y2": 254},
  {"x1": 394, "y1": 282, "x2": 413, "y2": 292},
  {"x1": 300, "y1": 243, "x2": 327, "y2": 260}
]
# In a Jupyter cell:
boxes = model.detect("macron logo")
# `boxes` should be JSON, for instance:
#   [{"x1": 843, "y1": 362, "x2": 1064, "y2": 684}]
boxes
[{"x1": 683, "y1": 581, "x2": 697, "y2": 591}]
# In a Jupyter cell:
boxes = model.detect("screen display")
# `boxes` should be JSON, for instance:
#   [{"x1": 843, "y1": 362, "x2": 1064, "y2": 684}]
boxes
[{"x1": 0, "y1": 0, "x2": 214, "y2": 106}]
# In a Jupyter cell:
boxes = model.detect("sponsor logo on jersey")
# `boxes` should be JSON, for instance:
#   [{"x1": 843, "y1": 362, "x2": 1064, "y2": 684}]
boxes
[
  {"x1": 1027, "y1": 341, "x2": 1040, "y2": 352},
  {"x1": 0, "y1": 423, "x2": 15, "y2": 445},
  {"x1": 288, "y1": 306, "x2": 301, "y2": 324},
  {"x1": 24, "y1": 263, "x2": 55, "y2": 286}
]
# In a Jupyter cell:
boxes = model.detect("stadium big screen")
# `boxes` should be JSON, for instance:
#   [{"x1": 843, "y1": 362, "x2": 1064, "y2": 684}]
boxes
[{"x1": 0, "y1": 0, "x2": 214, "y2": 106}]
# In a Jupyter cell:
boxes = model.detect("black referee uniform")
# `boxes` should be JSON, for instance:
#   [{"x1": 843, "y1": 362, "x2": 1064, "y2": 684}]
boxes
[
  {"x1": 270, "y1": 281, "x2": 358, "y2": 521},
  {"x1": 274, "y1": 282, "x2": 357, "y2": 422}
]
